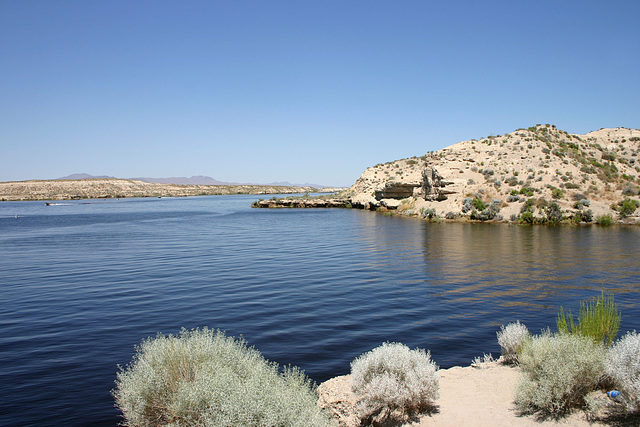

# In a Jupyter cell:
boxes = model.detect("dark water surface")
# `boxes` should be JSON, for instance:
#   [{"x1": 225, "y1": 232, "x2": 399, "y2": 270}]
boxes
[{"x1": 1, "y1": 195, "x2": 639, "y2": 426}]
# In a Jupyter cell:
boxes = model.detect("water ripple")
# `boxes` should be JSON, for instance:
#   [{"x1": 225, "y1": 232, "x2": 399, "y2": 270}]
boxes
[{"x1": 0, "y1": 196, "x2": 639, "y2": 425}]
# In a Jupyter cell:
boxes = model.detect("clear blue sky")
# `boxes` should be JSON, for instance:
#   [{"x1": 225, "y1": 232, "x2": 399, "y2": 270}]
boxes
[{"x1": 1, "y1": 1, "x2": 638, "y2": 186}]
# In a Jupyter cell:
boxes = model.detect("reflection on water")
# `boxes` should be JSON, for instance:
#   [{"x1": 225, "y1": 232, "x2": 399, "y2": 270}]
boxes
[{"x1": 420, "y1": 223, "x2": 639, "y2": 312}]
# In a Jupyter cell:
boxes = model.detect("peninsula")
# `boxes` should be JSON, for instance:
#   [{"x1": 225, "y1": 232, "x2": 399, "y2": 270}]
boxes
[{"x1": 254, "y1": 125, "x2": 640, "y2": 224}]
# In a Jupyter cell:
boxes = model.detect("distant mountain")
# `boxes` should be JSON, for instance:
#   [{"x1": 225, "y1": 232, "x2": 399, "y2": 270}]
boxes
[
  {"x1": 57, "y1": 173, "x2": 116, "y2": 180},
  {"x1": 55, "y1": 174, "x2": 329, "y2": 188},
  {"x1": 131, "y1": 176, "x2": 235, "y2": 185},
  {"x1": 266, "y1": 181, "x2": 327, "y2": 188}
]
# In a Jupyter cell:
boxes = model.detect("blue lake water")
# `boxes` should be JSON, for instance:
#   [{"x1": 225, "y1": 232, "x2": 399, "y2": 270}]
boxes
[{"x1": 1, "y1": 194, "x2": 639, "y2": 426}]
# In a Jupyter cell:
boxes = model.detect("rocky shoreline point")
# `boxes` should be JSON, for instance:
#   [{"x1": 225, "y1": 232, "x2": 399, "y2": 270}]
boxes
[{"x1": 254, "y1": 125, "x2": 640, "y2": 224}]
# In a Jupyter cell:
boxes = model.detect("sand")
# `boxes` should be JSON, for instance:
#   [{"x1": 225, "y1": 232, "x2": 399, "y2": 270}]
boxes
[
  {"x1": 413, "y1": 362, "x2": 592, "y2": 426},
  {"x1": 318, "y1": 361, "x2": 596, "y2": 426}
]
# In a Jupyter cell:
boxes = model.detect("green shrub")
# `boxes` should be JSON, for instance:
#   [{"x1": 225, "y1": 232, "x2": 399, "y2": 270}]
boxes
[
  {"x1": 515, "y1": 332, "x2": 606, "y2": 416},
  {"x1": 596, "y1": 214, "x2": 613, "y2": 225},
  {"x1": 113, "y1": 328, "x2": 330, "y2": 427},
  {"x1": 544, "y1": 202, "x2": 563, "y2": 224},
  {"x1": 472, "y1": 197, "x2": 486, "y2": 211},
  {"x1": 551, "y1": 187, "x2": 564, "y2": 199},
  {"x1": 350, "y1": 342, "x2": 439, "y2": 423},
  {"x1": 519, "y1": 186, "x2": 535, "y2": 197},
  {"x1": 519, "y1": 211, "x2": 535, "y2": 224},
  {"x1": 581, "y1": 209, "x2": 593, "y2": 223},
  {"x1": 556, "y1": 291, "x2": 620, "y2": 347},
  {"x1": 612, "y1": 198, "x2": 640, "y2": 218}
]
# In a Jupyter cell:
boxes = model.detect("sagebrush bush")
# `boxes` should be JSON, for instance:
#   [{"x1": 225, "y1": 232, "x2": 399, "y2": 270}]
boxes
[
  {"x1": 350, "y1": 342, "x2": 439, "y2": 421},
  {"x1": 605, "y1": 331, "x2": 640, "y2": 413},
  {"x1": 497, "y1": 321, "x2": 530, "y2": 364},
  {"x1": 515, "y1": 332, "x2": 606, "y2": 416},
  {"x1": 112, "y1": 328, "x2": 330, "y2": 427}
]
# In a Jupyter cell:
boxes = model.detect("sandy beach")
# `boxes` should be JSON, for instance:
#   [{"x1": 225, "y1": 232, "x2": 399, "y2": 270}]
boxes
[{"x1": 319, "y1": 361, "x2": 596, "y2": 427}]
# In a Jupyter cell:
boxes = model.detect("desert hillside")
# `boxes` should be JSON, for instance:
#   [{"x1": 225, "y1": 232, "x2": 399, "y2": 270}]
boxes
[
  {"x1": 345, "y1": 125, "x2": 640, "y2": 224},
  {"x1": 0, "y1": 178, "x2": 338, "y2": 202}
]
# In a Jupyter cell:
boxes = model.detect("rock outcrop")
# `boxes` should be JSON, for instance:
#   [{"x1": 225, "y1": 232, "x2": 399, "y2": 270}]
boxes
[{"x1": 337, "y1": 125, "x2": 640, "y2": 223}]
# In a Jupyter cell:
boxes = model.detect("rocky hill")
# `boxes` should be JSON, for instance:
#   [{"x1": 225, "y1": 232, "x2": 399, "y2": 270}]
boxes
[
  {"x1": 0, "y1": 178, "x2": 339, "y2": 202},
  {"x1": 344, "y1": 125, "x2": 640, "y2": 224}
]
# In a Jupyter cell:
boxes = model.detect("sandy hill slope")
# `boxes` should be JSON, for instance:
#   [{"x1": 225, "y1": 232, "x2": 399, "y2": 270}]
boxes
[{"x1": 345, "y1": 125, "x2": 640, "y2": 224}]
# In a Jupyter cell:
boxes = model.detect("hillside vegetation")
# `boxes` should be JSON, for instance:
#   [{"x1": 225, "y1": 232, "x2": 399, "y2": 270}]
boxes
[{"x1": 346, "y1": 125, "x2": 640, "y2": 224}]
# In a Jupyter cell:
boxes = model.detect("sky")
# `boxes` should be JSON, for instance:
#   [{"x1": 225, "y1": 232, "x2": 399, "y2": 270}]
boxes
[{"x1": 1, "y1": 1, "x2": 639, "y2": 187}]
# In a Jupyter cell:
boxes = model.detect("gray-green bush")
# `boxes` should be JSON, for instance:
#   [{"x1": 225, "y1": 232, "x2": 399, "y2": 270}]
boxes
[
  {"x1": 605, "y1": 331, "x2": 640, "y2": 413},
  {"x1": 497, "y1": 321, "x2": 530, "y2": 364},
  {"x1": 112, "y1": 328, "x2": 330, "y2": 427},
  {"x1": 515, "y1": 332, "x2": 606, "y2": 416},
  {"x1": 350, "y1": 342, "x2": 439, "y2": 422}
]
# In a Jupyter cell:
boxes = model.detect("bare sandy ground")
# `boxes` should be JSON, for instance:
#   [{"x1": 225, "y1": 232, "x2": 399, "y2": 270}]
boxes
[
  {"x1": 318, "y1": 362, "x2": 595, "y2": 426},
  {"x1": 413, "y1": 362, "x2": 592, "y2": 427}
]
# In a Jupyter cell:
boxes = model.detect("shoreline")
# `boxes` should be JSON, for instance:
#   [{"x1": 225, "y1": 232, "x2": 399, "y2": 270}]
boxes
[{"x1": 252, "y1": 196, "x2": 640, "y2": 225}]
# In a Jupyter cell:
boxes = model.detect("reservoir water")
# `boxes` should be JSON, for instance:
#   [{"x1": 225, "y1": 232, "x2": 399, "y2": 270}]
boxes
[{"x1": 1, "y1": 195, "x2": 639, "y2": 426}]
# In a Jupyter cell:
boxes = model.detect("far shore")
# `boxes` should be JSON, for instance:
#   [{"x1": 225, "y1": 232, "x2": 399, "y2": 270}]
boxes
[{"x1": 0, "y1": 178, "x2": 344, "y2": 202}]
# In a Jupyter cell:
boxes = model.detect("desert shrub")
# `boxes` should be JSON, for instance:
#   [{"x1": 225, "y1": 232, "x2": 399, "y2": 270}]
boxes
[
  {"x1": 445, "y1": 211, "x2": 458, "y2": 220},
  {"x1": 113, "y1": 328, "x2": 330, "y2": 427},
  {"x1": 515, "y1": 332, "x2": 606, "y2": 416},
  {"x1": 472, "y1": 197, "x2": 486, "y2": 211},
  {"x1": 606, "y1": 331, "x2": 640, "y2": 413},
  {"x1": 612, "y1": 198, "x2": 640, "y2": 218},
  {"x1": 519, "y1": 186, "x2": 535, "y2": 197},
  {"x1": 351, "y1": 342, "x2": 439, "y2": 422},
  {"x1": 497, "y1": 321, "x2": 530, "y2": 364},
  {"x1": 551, "y1": 187, "x2": 564, "y2": 199},
  {"x1": 461, "y1": 197, "x2": 473, "y2": 213},
  {"x1": 596, "y1": 214, "x2": 613, "y2": 225},
  {"x1": 506, "y1": 176, "x2": 519, "y2": 186},
  {"x1": 519, "y1": 211, "x2": 535, "y2": 224},
  {"x1": 507, "y1": 194, "x2": 521, "y2": 203},
  {"x1": 421, "y1": 208, "x2": 437, "y2": 220},
  {"x1": 580, "y1": 209, "x2": 593, "y2": 223},
  {"x1": 471, "y1": 353, "x2": 495, "y2": 368},
  {"x1": 573, "y1": 198, "x2": 590, "y2": 208},
  {"x1": 544, "y1": 202, "x2": 563, "y2": 224},
  {"x1": 470, "y1": 199, "x2": 501, "y2": 221},
  {"x1": 556, "y1": 291, "x2": 620, "y2": 347}
]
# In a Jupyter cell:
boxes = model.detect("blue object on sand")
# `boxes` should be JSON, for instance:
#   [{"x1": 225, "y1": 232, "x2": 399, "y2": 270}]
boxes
[{"x1": 607, "y1": 390, "x2": 620, "y2": 399}]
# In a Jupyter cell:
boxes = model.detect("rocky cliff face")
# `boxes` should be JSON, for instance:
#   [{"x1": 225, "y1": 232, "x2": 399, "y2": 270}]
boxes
[{"x1": 344, "y1": 125, "x2": 640, "y2": 223}]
